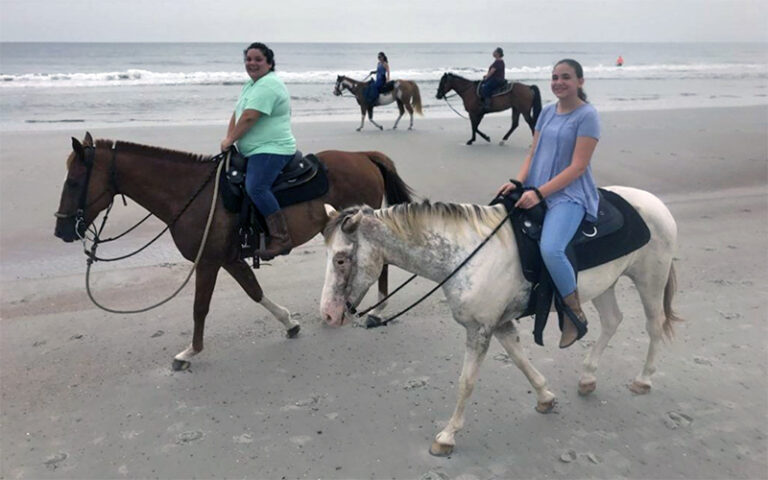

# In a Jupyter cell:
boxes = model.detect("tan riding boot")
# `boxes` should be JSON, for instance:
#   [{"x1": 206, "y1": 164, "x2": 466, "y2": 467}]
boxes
[
  {"x1": 257, "y1": 210, "x2": 293, "y2": 260},
  {"x1": 559, "y1": 290, "x2": 588, "y2": 349}
]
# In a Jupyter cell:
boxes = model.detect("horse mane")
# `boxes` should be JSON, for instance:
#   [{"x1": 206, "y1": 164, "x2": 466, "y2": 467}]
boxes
[
  {"x1": 326, "y1": 201, "x2": 513, "y2": 246},
  {"x1": 114, "y1": 141, "x2": 215, "y2": 163}
]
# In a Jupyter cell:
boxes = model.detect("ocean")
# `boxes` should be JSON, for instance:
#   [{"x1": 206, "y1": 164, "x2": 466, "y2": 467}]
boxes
[{"x1": 1, "y1": 42, "x2": 766, "y2": 131}]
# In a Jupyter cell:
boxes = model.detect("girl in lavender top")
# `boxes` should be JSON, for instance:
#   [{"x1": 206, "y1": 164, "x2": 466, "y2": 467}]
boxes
[{"x1": 496, "y1": 58, "x2": 600, "y2": 349}]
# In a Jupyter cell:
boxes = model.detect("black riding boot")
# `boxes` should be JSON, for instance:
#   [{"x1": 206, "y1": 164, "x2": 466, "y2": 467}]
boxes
[
  {"x1": 559, "y1": 290, "x2": 589, "y2": 348},
  {"x1": 256, "y1": 210, "x2": 293, "y2": 260}
]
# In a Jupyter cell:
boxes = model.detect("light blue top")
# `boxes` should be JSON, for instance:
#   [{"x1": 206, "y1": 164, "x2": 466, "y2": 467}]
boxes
[
  {"x1": 525, "y1": 102, "x2": 601, "y2": 222},
  {"x1": 234, "y1": 71, "x2": 296, "y2": 156}
]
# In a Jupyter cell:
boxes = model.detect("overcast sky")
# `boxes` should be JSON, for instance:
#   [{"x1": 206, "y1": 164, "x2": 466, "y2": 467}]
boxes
[{"x1": 1, "y1": 0, "x2": 766, "y2": 43}]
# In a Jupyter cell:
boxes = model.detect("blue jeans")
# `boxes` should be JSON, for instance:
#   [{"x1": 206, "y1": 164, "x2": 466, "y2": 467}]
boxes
[
  {"x1": 245, "y1": 152, "x2": 294, "y2": 216},
  {"x1": 539, "y1": 201, "x2": 586, "y2": 297},
  {"x1": 480, "y1": 78, "x2": 503, "y2": 99}
]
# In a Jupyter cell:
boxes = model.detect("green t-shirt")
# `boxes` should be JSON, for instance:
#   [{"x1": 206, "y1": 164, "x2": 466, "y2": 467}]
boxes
[{"x1": 234, "y1": 71, "x2": 296, "y2": 156}]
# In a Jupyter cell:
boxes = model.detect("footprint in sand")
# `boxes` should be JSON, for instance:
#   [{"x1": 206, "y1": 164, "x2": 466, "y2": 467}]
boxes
[
  {"x1": 663, "y1": 411, "x2": 693, "y2": 430},
  {"x1": 176, "y1": 430, "x2": 203, "y2": 444},
  {"x1": 44, "y1": 452, "x2": 68, "y2": 470}
]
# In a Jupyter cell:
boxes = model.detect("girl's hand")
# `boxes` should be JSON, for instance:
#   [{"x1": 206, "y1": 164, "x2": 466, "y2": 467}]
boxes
[
  {"x1": 514, "y1": 190, "x2": 542, "y2": 209},
  {"x1": 496, "y1": 181, "x2": 519, "y2": 196}
]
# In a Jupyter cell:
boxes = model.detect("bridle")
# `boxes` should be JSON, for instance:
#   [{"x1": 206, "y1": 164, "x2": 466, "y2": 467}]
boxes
[
  {"x1": 55, "y1": 141, "x2": 227, "y2": 314},
  {"x1": 437, "y1": 74, "x2": 469, "y2": 120},
  {"x1": 342, "y1": 198, "x2": 519, "y2": 328},
  {"x1": 54, "y1": 142, "x2": 121, "y2": 237}
]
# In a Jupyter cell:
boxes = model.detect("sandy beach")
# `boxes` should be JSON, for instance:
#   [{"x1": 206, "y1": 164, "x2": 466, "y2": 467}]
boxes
[{"x1": 1, "y1": 106, "x2": 767, "y2": 479}]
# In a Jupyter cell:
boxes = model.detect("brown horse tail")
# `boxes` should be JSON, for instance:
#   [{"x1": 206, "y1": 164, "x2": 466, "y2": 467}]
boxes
[
  {"x1": 530, "y1": 85, "x2": 542, "y2": 124},
  {"x1": 661, "y1": 262, "x2": 684, "y2": 341},
  {"x1": 364, "y1": 151, "x2": 415, "y2": 205},
  {"x1": 411, "y1": 82, "x2": 423, "y2": 115}
]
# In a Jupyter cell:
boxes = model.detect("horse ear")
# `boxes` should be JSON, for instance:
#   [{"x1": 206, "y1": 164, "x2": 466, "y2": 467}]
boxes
[
  {"x1": 83, "y1": 132, "x2": 94, "y2": 146},
  {"x1": 324, "y1": 204, "x2": 338, "y2": 218},
  {"x1": 72, "y1": 137, "x2": 85, "y2": 159},
  {"x1": 341, "y1": 210, "x2": 363, "y2": 234}
]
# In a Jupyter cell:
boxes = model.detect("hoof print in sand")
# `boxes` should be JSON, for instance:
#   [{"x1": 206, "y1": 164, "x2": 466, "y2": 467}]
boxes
[{"x1": 663, "y1": 411, "x2": 693, "y2": 430}]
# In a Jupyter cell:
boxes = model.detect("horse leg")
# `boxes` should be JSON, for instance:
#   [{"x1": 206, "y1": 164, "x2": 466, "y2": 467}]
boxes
[
  {"x1": 474, "y1": 114, "x2": 491, "y2": 143},
  {"x1": 357, "y1": 105, "x2": 365, "y2": 131},
  {"x1": 430, "y1": 324, "x2": 491, "y2": 456},
  {"x1": 368, "y1": 107, "x2": 384, "y2": 131},
  {"x1": 172, "y1": 262, "x2": 219, "y2": 371},
  {"x1": 493, "y1": 321, "x2": 556, "y2": 412},
  {"x1": 522, "y1": 109, "x2": 536, "y2": 134},
  {"x1": 392, "y1": 100, "x2": 404, "y2": 130},
  {"x1": 223, "y1": 259, "x2": 299, "y2": 337},
  {"x1": 500, "y1": 107, "x2": 520, "y2": 145},
  {"x1": 405, "y1": 102, "x2": 414, "y2": 130},
  {"x1": 628, "y1": 271, "x2": 669, "y2": 395},
  {"x1": 467, "y1": 113, "x2": 480, "y2": 145},
  {"x1": 578, "y1": 285, "x2": 624, "y2": 395}
]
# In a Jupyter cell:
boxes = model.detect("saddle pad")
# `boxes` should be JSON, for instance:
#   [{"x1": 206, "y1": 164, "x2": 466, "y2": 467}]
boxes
[{"x1": 220, "y1": 157, "x2": 329, "y2": 214}]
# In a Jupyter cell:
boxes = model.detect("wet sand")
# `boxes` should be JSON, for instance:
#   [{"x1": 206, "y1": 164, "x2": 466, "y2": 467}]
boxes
[{"x1": 1, "y1": 106, "x2": 767, "y2": 479}]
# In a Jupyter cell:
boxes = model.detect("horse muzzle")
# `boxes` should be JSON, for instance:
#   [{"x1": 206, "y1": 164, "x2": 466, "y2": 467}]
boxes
[{"x1": 54, "y1": 212, "x2": 85, "y2": 242}]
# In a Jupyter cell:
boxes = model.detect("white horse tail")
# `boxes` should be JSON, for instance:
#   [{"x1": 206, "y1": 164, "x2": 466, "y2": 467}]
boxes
[{"x1": 662, "y1": 262, "x2": 684, "y2": 340}]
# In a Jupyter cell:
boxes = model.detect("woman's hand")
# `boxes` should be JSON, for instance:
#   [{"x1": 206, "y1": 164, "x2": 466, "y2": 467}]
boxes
[
  {"x1": 220, "y1": 137, "x2": 234, "y2": 152},
  {"x1": 514, "y1": 190, "x2": 542, "y2": 209},
  {"x1": 496, "y1": 181, "x2": 519, "y2": 196}
]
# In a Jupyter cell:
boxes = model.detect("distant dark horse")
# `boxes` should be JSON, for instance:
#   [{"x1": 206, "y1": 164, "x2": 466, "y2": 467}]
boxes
[
  {"x1": 54, "y1": 133, "x2": 413, "y2": 371},
  {"x1": 334, "y1": 75, "x2": 423, "y2": 131},
  {"x1": 436, "y1": 73, "x2": 542, "y2": 145}
]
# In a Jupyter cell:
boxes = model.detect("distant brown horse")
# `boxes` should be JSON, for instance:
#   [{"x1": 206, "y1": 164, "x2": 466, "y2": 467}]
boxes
[
  {"x1": 54, "y1": 133, "x2": 414, "y2": 370},
  {"x1": 333, "y1": 75, "x2": 423, "y2": 131},
  {"x1": 436, "y1": 73, "x2": 542, "y2": 145}
]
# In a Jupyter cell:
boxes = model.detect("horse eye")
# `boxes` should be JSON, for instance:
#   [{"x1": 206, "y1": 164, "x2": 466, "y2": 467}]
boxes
[{"x1": 65, "y1": 179, "x2": 80, "y2": 189}]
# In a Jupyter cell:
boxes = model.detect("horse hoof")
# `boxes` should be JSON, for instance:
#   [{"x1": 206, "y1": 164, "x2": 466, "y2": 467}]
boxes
[
  {"x1": 629, "y1": 380, "x2": 651, "y2": 395},
  {"x1": 578, "y1": 380, "x2": 597, "y2": 396},
  {"x1": 172, "y1": 359, "x2": 190, "y2": 371},
  {"x1": 286, "y1": 325, "x2": 300, "y2": 338},
  {"x1": 377, "y1": 126, "x2": 383, "y2": 131},
  {"x1": 466, "y1": 140, "x2": 473, "y2": 145},
  {"x1": 429, "y1": 441, "x2": 454, "y2": 457},
  {"x1": 535, "y1": 399, "x2": 556, "y2": 413},
  {"x1": 356, "y1": 128, "x2": 362, "y2": 132}
]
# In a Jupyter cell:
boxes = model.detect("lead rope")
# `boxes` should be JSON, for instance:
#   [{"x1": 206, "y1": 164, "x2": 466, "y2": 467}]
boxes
[{"x1": 84, "y1": 156, "x2": 226, "y2": 314}]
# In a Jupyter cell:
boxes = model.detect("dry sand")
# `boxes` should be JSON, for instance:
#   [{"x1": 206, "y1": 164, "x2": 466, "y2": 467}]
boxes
[{"x1": 1, "y1": 106, "x2": 767, "y2": 479}]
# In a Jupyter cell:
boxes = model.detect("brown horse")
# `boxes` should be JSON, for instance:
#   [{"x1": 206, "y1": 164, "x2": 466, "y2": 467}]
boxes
[
  {"x1": 54, "y1": 133, "x2": 414, "y2": 370},
  {"x1": 333, "y1": 75, "x2": 423, "y2": 131},
  {"x1": 435, "y1": 72, "x2": 542, "y2": 145}
]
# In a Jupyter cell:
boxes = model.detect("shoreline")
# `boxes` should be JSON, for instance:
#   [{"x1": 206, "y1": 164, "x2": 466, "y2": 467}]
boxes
[{"x1": 3, "y1": 101, "x2": 768, "y2": 134}]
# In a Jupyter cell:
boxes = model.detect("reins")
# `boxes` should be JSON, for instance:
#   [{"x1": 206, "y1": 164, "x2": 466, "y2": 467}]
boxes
[
  {"x1": 79, "y1": 147, "x2": 227, "y2": 314},
  {"x1": 350, "y1": 200, "x2": 517, "y2": 328},
  {"x1": 442, "y1": 93, "x2": 468, "y2": 119}
]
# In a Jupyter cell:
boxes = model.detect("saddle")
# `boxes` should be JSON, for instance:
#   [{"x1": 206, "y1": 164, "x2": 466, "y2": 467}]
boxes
[
  {"x1": 364, "y1": 80, "x2": 396, "y2": 105},
  {"x1": 492, "y1": 185, "x2": 651, "y2": 346},
  {"x1": 477, "y1": 80, "x2": 514, "y2": 98},
  {"x1": 220, "y1": 149, "x2": 329, "y2": 267}
]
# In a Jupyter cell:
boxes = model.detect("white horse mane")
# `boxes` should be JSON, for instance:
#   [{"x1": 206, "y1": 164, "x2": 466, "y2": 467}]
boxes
[{"x1": 372, "y1": 200, "x2": 514, "y2": 246}]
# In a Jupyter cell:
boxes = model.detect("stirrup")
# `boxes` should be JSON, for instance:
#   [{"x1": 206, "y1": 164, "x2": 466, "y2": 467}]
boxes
[{"x1": 559, "y1": 308, "x2": 588, "y2": 348}]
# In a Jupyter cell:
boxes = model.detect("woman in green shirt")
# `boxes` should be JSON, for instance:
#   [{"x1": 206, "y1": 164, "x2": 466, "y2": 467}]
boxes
[{"x1": 221, "y1": 42, "x2": 296, "y2": 260}]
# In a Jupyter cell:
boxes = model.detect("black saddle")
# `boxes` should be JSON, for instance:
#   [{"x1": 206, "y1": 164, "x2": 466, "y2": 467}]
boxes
[
  {"x1": 220, "y1": 149, "x2": 329, "y2": 267},
  {"x1": 493, "y1": 185, "x2": 651, "y2": 346}
]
